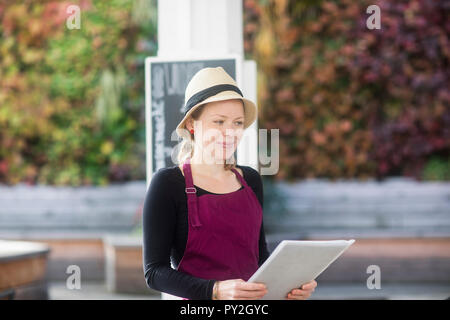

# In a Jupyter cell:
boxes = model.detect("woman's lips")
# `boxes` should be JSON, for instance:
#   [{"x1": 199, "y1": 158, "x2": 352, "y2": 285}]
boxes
[{"x1": 217, "y1": 142, "x2": 235, "y2": 148}]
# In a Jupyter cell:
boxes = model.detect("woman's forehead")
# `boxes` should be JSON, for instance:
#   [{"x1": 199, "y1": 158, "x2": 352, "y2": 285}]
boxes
[{"x1": 203, "y1": 99, "x2": 244, "y2": 116}]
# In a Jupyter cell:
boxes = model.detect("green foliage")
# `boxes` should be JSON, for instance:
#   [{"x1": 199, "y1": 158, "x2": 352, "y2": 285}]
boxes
[
  {"x1": 0, "y1": 0, "x2": 157, "y2": 185},
  {"x1": 422, "y1": 156, "x2": 450, "y2": 181}
]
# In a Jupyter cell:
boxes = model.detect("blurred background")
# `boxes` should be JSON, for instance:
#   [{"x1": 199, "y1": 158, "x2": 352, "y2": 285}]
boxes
[{"x1": 0, "y1": 0, "x2": 449, "y2": 300}]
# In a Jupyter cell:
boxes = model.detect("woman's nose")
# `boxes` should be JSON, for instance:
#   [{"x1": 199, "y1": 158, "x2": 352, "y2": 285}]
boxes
[
  {"x1": 220, "y1": 125, "x2": 236, "y2": 135},
  {"x1": 219, "y1": 130, "x2": 235, "y2": 141}
]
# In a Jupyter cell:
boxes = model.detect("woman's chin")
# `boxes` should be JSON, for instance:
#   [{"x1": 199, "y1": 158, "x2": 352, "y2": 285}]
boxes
[{"x1": 212, "y1": 150, "x2": 236, "y2": 162}]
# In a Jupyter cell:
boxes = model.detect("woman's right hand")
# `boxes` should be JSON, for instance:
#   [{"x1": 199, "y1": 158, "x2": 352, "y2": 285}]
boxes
[{"x1": 214, "y1": 279, "x2": 267, "y2": 300}]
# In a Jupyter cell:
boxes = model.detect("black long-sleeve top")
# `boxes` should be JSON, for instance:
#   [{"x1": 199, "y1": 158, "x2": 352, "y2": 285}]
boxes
[{"x1": 142, "y1": 164, "x2": 270, "y2": 300}]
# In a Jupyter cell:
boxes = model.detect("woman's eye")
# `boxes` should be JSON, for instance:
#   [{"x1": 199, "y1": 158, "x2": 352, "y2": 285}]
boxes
[{"x1": 214, "y1": 120, "x2": 243, "y2": 125}]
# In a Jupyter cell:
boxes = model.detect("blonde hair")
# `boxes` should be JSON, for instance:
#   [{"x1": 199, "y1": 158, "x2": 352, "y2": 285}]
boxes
[{"x1": 176, "y1": 103, "x2": 238, "y2": 171}]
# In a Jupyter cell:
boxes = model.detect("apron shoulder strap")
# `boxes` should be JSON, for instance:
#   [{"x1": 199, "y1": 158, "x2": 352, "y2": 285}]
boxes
[
  {"x1": 183, "y1": 158, "x2": 196, "y2": 192},
  {"x1": 182, "y1": 158, "x2": 202, "y2": 227},
  {"x1": 230, "y1": 167, "x2": 249, "y2": 188}
]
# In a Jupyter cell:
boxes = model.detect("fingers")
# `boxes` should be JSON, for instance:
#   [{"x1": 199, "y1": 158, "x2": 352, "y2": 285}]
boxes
[
  {"x1": 233, "y1": 280, "x2": 267, "y2": 300},
  {"x1": 287, "y1": 288, "x2": 312, "y2": 300},
  {"x1": 286, "y1": 280, "x2": 317, "y2": 300},
  {"x1": 233, "y1": 289, "x2": 268, "y2": 300},
  {"x1": 287, "y1": 290, "x2": 311, "y2": 300},
  {"x1": 238, "y1": 281, "x2": 267, "y2": 291},
  {"x1": 300, "y1": 280, "x2": 317, "y2": 290}
]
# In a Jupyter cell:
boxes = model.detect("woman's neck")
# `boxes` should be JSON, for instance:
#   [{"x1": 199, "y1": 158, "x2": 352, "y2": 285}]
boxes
[{"x1": 190, "y1": 151, "x2": 229, "y2": 179}]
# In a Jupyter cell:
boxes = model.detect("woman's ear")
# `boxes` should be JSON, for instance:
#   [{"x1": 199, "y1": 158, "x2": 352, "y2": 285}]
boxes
[{"x1": 185, "y1": 118, "x2": 194, "y2": 131}]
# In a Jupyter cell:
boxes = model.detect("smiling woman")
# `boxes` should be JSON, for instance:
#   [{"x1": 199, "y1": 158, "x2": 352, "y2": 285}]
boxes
[
  {"x1": 175, "y1": 67, "x2": 258, "y2": 169},
  {"x1": 143, "y1": 67, "x2": 272, "y2": 300},
  {"x1": 177, "y1": 99, "x2": 245, "y2": 172}
]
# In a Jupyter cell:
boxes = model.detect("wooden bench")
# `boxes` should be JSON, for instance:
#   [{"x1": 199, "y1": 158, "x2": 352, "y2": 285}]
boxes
[{"x1": 0, "y1": 240, "x2": 50, "y2": 299}]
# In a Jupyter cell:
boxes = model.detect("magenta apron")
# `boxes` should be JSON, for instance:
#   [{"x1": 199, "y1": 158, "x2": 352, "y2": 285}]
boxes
[{"x1": 176, "y1": 157, "x2": 262, "y2": 300}]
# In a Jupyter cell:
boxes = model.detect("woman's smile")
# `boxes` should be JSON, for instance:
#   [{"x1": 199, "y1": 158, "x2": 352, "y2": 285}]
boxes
[{"x1": 217, "y1": 142, "x2": 235, "y2": 148}]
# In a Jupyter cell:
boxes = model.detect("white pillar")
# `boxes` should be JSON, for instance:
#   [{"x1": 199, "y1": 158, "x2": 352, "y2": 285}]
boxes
[{"x1": 157, "y1": 0, "x2": 244, "y2": 57}]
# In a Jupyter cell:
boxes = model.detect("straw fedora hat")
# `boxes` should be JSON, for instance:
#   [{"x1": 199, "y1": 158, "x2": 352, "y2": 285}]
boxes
[{"x1": 176, "y1": 66, "x2": 257, "y2": 138}]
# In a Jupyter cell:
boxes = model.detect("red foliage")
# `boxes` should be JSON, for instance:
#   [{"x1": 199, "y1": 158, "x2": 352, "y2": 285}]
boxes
[{"x1": 244, "y1": 0, "x2": 449, "y2": 180}]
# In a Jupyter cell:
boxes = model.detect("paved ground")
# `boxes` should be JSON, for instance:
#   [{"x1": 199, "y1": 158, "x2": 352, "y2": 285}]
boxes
[
  {"x1": 48, "y1": 281, "x2": 160, "y2": 300},
  {"x1": 48, "y1": 281, "x2": 450, "y2": 300}
]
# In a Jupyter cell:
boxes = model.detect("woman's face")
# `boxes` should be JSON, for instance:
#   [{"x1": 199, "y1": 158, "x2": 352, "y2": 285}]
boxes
[{"x1": 189, "y1": 99, "x2": 245, "y2": 164}]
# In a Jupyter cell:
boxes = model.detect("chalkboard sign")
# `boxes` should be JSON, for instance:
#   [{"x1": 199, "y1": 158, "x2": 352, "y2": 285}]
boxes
[{"x1": 145, "y1": 56, "x2": 241, "y2": 178}]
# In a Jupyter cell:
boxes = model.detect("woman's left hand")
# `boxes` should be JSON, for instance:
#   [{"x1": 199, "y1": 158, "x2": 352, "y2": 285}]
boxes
[{"x1": 286, "y1": 280, "x2": 317, "y2": 300}]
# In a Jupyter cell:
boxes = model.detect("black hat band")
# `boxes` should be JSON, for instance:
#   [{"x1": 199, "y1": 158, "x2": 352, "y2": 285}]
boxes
[{"x1": 184, "y1": 84, "x2": 243, "y2": 117}]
